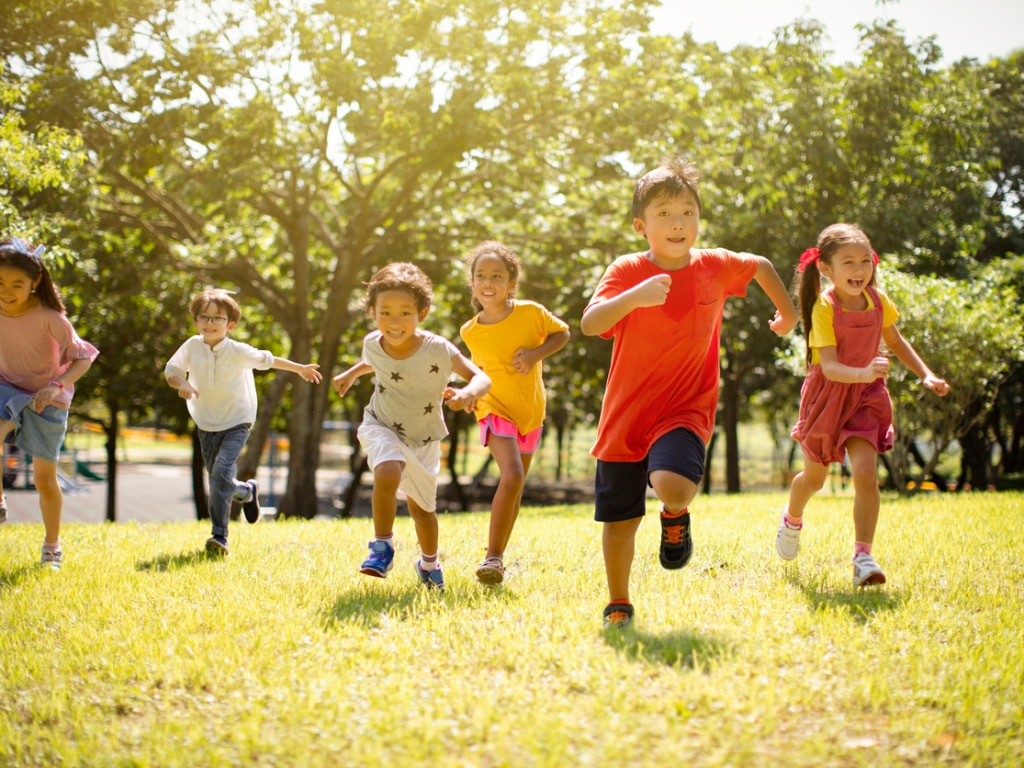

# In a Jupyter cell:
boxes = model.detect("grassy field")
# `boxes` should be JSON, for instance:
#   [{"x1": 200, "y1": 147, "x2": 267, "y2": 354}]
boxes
[{"x1": 2, "y1": 491, "x2": 1021, "y2": 767}]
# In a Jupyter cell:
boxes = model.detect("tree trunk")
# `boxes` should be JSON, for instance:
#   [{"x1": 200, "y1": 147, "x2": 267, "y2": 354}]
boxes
[
  {"x1": 191, "y1": 427, "x2": 208, "y2": 519},
  {"x1": 721, "y1": 375, "x2": 741, "y2": 493},
  {"x1": 237, "y1": 374, "x2": 288, "y2": 481},
  {"x1": 702, "y1": 430, "x2": 718, "y2": 495},
  {"x1": 278, "y1": 377, "x2": 324, "y2": 519},
  {"x1": 104, "y1": 411, "x2": 119, "y2": 523}
]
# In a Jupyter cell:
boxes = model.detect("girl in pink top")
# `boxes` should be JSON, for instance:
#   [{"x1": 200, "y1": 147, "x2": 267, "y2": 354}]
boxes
[
  {"x1": 777, "y1": 223, "x2": 949, "y2": 586},
  {"x1": 0, "y1": 237, "x2": 99, "y2": 569}
]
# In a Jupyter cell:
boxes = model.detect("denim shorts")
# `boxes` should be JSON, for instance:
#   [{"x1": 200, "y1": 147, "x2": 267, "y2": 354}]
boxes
[
  {"x1": 594, "y1": 427, "x2": 706, "y2": 523},
  {"x1": 0, "y1": 382, "x2": 68, "y2": 463}
]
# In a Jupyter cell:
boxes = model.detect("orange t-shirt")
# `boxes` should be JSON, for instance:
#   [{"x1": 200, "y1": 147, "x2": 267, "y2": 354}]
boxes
[{"x1": 588, "y1": 249, "x2": 759, "y2": 462}]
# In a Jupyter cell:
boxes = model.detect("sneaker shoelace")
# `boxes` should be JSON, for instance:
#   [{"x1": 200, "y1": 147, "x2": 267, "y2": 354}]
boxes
[{"x1": 662, "y1": 521, "x2": 687, "y2": 545}]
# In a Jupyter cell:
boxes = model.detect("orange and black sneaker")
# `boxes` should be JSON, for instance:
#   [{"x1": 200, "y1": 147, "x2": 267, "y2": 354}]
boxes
[
  {"x1": 659, "y1": 508, "x2": 692, "y2": 570},
  {"x1": 602, "y1": 602, "x2": 634, "y2": 629}
]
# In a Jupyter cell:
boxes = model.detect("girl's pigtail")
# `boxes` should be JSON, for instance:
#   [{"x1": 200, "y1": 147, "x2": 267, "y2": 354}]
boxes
[
  {"x1": 795, "y1": 262, "x2": 821, "y2": 367},
  {"x1": 35, "y1": 265, "x2": 65, "y2": 314}
]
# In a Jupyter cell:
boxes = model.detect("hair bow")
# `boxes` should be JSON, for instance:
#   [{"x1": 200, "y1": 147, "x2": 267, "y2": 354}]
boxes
[
  {"x1": 796, "y1": 248, "x2": 819, "y2": 272},
  {"x1": 0, "y1": 236, "x2": 46, "y2": 261}
]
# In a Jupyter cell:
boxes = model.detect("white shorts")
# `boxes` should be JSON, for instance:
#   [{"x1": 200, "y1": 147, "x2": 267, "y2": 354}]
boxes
[{"x1": 357, "y1": 423, "x2": 442, "y2": 513}]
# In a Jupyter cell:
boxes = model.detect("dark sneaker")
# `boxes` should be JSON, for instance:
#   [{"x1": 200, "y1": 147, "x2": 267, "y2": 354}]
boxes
[
  {"x1": 659, "y1": 509, "x2": 692, "y2": 569},
  {"x1": 359, "y1": 540, "x2": 395, "y2": 578},
  {"x1": 414, "y1": 559, "x2": 445, "y2": 591},
  {"x1": 242, "y1": 479, "x2": 261, "y2": 524},
  {"x1": 602, "y1": 602, "x2": 634, "y2": 629},
  {"x1": 205, "y1": 535, "x2": 229, "y2": 556}
]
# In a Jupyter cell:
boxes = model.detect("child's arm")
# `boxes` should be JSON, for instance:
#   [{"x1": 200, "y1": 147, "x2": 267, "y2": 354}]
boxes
[
  {"x1": 512, "y1": 330, "x2": 571, "y2": 375},
  {"x1": 445, "y1": 352, "x2": 491, "y2": 412},
  {"x1": 271, "y1": 357, "x2": 323, "y2": 383},
  {"x1": 882, "y1": 324, "x2": 950, "y2": 396},
  {"x1": 752, "y1": 257, "x2": 799, "y2": 335},
  {"x1": 165, "y1": 371, "x2": 200, "y2": 400},
  {"x1": 332, "y1": 360, "x2": 373, "y2": 397},
  {"x1": 580, "y1": 275, "x2": 671, "y2": 336},
  {"x1": 818, "y1": 347, "x2": 892, "y2": 384},
  {"x1": 33, "y1": 358, "x2": 94, "y2": 413}
]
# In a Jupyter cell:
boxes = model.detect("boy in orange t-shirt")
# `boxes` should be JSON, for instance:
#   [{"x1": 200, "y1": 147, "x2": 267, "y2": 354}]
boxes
[{"x1": 581, "y1": 158, "x2": 798, "y2": 629}]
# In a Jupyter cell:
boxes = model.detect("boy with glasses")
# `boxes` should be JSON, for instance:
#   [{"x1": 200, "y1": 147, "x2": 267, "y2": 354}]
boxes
[{"x1": 164, "y1": 288, "x2": 322, "y2": 554}]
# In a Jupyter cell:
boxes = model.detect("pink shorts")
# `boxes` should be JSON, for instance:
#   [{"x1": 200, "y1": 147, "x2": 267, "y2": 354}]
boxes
[{"x1": 479, "y1": 413, "x2": 542, "y2": 454}]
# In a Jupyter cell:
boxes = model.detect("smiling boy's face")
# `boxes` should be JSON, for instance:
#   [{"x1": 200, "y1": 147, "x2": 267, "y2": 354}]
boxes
[
  {"x1": 369, "y1": 289, "x2": 428, "y2": 356},
  {"x1": 193, "y1": 301, "x2": 236, "y2": 347},
  {"x1": 634, "y1": 191, "x2": 701, "y2": 270}
]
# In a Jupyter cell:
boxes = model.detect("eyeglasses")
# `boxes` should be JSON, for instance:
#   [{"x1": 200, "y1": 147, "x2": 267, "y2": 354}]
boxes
[{"x1": 195, "y1": 315, "x2": 229, "y2": 326}]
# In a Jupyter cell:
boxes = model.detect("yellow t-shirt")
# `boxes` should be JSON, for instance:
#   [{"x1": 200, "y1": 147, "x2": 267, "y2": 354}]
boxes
[
  {"x1": 808, "y1": 288, "x2": 899, "y2": 364},
  {"x1": 460, "y1": 300, "x2": 569, "y2": 434}
]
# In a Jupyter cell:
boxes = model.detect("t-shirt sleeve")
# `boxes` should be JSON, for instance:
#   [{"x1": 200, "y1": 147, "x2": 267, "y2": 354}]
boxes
[
  {"x1": 164, "y1": 339, "x2": 192, "y2": 379},
  {"x1": 725, "y1": 251, "x2": 762, "y2": 297},
  {"x1": 539, "y1": 305, "x2": 569, "y2": 336},
  {"x1": 877, "y1": 289, "x2": 900, "y2": 327},
  {"x1": 586, "y1": 260, "x2": 632, "y2": 340},
  {"x1": 53, "y1": 314, "x2": 100, "y2": 366},
  {"x1": 808, "y1": 296, "x2": 836, "y2": 349}
]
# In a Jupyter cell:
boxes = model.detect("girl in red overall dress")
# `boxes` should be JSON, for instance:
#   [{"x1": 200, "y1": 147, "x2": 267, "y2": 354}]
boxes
[{"x1": 775, "y1": 223, "x2": 949, "y2": 586}]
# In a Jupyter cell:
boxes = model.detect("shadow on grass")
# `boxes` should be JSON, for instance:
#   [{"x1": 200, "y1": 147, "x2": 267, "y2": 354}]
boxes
[
  {"x1": 603, "y1": 627, "x2": 733, "y2": 670},
  {"x1": 135, "y1": 549, "x2": 224, "y2": 572},
  {"x1": 788, "y1": 572, "x2": 905, "y2": 623},
  {"x1": 0, "y1": 563, "x2": 38, "y2": 590}
]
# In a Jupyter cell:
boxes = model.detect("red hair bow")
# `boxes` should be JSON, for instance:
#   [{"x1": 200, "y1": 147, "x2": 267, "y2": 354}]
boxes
[{"x1": 796, "y1": 248, "x2": 819, "y2": 272}]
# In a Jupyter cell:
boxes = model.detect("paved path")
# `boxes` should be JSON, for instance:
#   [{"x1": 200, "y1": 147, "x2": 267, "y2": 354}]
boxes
[{"x1": 1, "y1": 463, "x2": 343, "y2": 524}]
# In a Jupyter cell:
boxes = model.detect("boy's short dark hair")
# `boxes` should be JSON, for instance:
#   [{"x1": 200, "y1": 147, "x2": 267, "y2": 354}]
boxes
[
  {"x1": 632, "y1": 158, "x2": 702, "y2": 219},
  {"x1": 189, "y1": 289, "x2": 241, "y2": 323},
  {"x1": 364, "y1": 262, "x2": 433, "y2": 313}
]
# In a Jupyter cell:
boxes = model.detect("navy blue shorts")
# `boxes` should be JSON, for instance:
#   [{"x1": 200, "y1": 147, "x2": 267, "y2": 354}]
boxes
[{"x1": 594, "y1": 428, "x2": 706, "y2": 523}]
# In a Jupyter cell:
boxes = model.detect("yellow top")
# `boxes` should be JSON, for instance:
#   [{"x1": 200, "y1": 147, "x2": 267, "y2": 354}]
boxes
[{"x1": 808, "y1": 288, "x2": 899, "y2": 364}]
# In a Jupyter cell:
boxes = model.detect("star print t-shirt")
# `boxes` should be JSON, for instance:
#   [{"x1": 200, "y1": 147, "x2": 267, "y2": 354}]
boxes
[{"x1": 360, "y1": 330, "x2": 459, "y2": 448}]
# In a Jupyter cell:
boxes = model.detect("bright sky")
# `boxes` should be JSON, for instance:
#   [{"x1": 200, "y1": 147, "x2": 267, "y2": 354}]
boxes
[{"x1": 652, "y1": 0, "x2": 1024, "y2": 64}]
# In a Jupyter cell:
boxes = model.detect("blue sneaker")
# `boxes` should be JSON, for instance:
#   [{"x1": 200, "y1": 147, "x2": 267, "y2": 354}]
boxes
[
  {"x1": 414, "y1": 559, "x2": 445, "y2": 591},
  {"x1": 360, "y1": 540, "x2": 395, "y2": 578}
]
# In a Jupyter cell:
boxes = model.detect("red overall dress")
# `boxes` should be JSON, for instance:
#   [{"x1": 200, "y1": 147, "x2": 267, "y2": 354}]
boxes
[{"x1": 791, "y1": 286, "x2": 895, "y2": 465}]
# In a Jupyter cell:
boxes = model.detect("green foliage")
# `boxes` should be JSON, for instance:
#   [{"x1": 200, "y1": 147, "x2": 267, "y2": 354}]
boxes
[{"x1": 2, "y1": 494, "x2": 1022, "y2": 765}]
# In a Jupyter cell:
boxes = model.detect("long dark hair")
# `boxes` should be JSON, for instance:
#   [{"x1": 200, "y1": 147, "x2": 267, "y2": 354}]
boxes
[
  {"x1": 0, "y1": 237, "x2": 65, "y2": 313},
  {"x1": 794, "y1": 223, "x2": 875, "y2": 366}
]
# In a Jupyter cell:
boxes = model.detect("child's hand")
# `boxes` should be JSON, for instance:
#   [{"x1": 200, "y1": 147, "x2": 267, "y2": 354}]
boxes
[
  {"x1": 442, "y1": 386, "x2": 476, "y2": 413},
  {"x1": 332, "y1": 371, "x2": 355, "y2": 397},
  {"x1": 924, "y1": 374, "x2": 950, "y2": 397},
  {"x1": 177, "y1": 382, "x2": 200, "y2": 400},
  {"x1": 32, "y1": 385, "x2": 61, "y2": 413},
  {"x1": 769, "y1": 310, "x2": 797, "y2": 336},
  {"x1": 631, "y1": 274, "x2": 671, "y2": 308},
  {"x1": 864, "y1": 356, "x2": 891, "y2": 382},
  {"x1": 512, "y1": 347, "x2": 537, "y2": 375},
  {"x1": 300, "y1": 364, "x2": 322, "y2": 384}
]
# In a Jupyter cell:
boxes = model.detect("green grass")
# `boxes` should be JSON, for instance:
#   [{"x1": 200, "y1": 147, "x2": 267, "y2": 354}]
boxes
[{"x1": 2, "y1": 492, "x2": 1022, "y2": 767}]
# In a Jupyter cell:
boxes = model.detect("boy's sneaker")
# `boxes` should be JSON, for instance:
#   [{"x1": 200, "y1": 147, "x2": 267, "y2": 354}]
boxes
[
  {"x1": 659, "y1": 509, "x2": 693, "y2": 569},
  {"x1": 414, "y1": 559, "x2": 445, "y2": 591},
  {"x1": 0, "y1": 496, "x2": 7, "y2": 524},
  {"x1": 776, "y1": 509, "x2": 802, "y2": 561},
  {"x1": 852, "y1": 552, "x2": 886, "y2": 586},
  {"x1": 41, "y1": 541, "x2": 63, "y2": 570},
  {"x1": 242, "y1": 479, "x2": 261, "y2": 524},
  {"x1": 205, "y1": 535, "x2": 229, "y2": 556},
  {"x1": 602, "y1": 602, "x2": 634, "y2": 629},
  {"x1": 359, "y1": 540, "x2": 395, "y2": 578},
  {"x1": 475, "y1": 556, "x2": 505, "y2": 585}
]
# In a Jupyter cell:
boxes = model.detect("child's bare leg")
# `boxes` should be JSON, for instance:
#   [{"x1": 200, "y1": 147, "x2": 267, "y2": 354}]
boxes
[
  {"x1": 406, "y1": 496, "x2": 438, "y2": 557},
  {"x1": 649, "y1": 470, "x2": 698, "y2": 513},
  {"x1": 32, "y1": 458, "x2": 62, "y2": 545},
  {"x1": 486, "y1": 436, "x2": 532, "y2": 559},
  {"x1": 787, "y1": 457, "x2": 830, "y2": 519},
  {"x1": 603, "y1": 517, "x2": 642, "y2": 603},
  {"x1": 371, "y1": 460, "x2": 403, "y2": 537},
  {"x1": 846, "y1": 438, "x2": 881, "y2": 545}
]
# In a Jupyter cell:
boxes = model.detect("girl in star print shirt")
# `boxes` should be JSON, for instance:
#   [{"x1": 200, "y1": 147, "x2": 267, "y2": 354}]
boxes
[{"x1": 333, "y1": 262, "x2": 490, "y2": 591}]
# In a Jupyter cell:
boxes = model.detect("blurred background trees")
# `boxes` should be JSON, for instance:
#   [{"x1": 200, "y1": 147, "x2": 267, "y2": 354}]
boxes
[{"x1": 2, "y1": 0, "x2": 1022, "y2": 515}]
